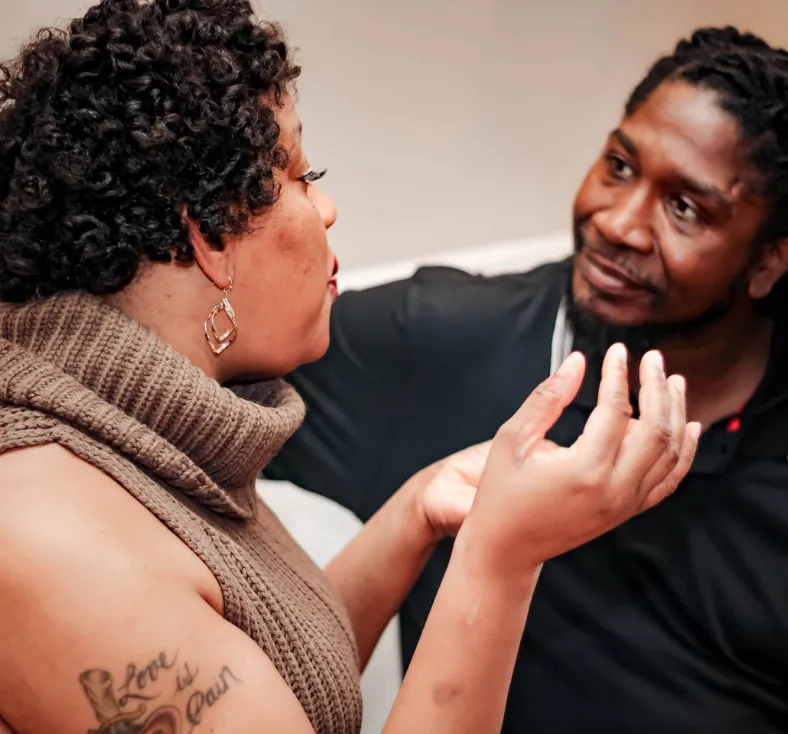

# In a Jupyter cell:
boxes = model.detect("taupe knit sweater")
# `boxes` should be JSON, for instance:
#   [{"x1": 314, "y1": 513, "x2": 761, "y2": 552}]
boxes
[{"x1": 0, "y1": 292, "x2": 363, "y2": 734}]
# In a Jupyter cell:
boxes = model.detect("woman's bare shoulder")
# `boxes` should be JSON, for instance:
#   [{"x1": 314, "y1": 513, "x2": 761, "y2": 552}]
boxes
[
  {"x1": 0, "y1": 443, "x2": 141, "y2": 552},
  {"x1": 0, "y1": 442, "x2": 222, "y2": 611},
  {"x1": 0, "y1": 442, "x2": 90, "y2": 483},
  {"x1": 0, "y1": 443, "x2": 118, "y2": 542}
]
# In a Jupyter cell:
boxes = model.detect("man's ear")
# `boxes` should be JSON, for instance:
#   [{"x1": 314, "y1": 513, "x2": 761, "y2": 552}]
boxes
[
  {"x1": 749, "y1": 238, "x2": 788, "y2": 300},
  {"x1": 182, "y1": 212, "x2": 233, "y2": 290}
]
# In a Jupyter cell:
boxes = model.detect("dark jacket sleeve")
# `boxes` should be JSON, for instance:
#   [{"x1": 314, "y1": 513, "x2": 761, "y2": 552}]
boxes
[{"x1": 264, "y1": 277, "x2": 413, "y2": 520}]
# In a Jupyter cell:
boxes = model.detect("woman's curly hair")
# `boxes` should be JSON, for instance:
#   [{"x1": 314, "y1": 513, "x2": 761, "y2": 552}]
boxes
[{"x1": 0, "y1": 0, "x2": 300, "y2": 303}]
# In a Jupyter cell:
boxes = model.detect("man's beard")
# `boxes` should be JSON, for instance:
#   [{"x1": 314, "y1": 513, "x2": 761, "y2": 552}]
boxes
[
  {"x1": 565, "y1": 280, "x2": 742, "y2": 358},
  {"x1": 568, "y1": 230, "x2": 747, "y2": 358}
]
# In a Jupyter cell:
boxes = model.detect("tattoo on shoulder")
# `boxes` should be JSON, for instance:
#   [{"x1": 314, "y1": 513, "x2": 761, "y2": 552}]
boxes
[{"x1": 79, "y1": 651, "x2": 243, "y2": 734}]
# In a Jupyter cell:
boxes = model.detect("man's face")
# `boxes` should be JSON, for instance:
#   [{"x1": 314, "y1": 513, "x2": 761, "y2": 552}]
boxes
[{"x1": 572, "y1": 80, "x2": 770, "y2": 342}]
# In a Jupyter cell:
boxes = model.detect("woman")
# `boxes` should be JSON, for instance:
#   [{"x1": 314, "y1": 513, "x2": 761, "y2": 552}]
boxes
[{"x1": 0, "y1": 2, "x2": 699, "y2": 733}]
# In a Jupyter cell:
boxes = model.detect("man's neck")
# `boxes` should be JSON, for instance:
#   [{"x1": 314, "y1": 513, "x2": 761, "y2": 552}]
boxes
[{"x1": 651, "y1": 312, "x2": 774, "y2": 428}]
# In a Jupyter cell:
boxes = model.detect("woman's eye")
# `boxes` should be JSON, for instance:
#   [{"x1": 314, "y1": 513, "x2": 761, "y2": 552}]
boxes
[
  {"x1": 605, "y1": 153, "x2": 633, "y2": 181},
  {"x1": 299, "y1": 167, "x2": 327, "y2": 183}
]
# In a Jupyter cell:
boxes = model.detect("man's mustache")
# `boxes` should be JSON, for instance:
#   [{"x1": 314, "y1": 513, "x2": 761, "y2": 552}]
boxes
[{"x1": 575, "y1": 228, "x2": 661, "y2": 293}]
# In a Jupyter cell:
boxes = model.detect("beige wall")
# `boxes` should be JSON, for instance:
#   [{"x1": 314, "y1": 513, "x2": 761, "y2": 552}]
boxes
[
  {"x1": 264, "y1": 0, "x2": 788, "y2": 268},
  {"x1": 4, "y1": 0, "x2": 788, "y2": 271}
]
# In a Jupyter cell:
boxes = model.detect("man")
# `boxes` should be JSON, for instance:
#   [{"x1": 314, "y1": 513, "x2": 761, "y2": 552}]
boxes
[{"x1": 267, "y1": 27, "x2": 788, "y2": 732}]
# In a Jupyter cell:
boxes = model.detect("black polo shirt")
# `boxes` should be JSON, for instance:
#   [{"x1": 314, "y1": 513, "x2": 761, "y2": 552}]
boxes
[{"x1": 266, "y1": 258, "x2": 788, "y2": 733}]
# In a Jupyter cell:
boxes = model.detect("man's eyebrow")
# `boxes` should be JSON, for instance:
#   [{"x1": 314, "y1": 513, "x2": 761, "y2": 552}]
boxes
[
  {"x1": 674, "y1": 174, "x2": 731, "y2": 207},
  {"x1": 612, "y1": 128, "x2": 638, "y2": 158},
  {"x1": 612, "y1": 128, "x2": 732, "y2": 208}
]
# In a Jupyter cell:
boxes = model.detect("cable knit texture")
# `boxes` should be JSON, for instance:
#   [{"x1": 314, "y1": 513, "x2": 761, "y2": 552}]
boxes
[{"x1": 0, "y1": 292, "x2": 363, "y2": 734}]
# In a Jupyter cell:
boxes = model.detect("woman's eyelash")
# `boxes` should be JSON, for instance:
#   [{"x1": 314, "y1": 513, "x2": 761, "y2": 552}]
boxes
[{"x1": 300, "y1": 167, "x2": 327, "y2": 183}]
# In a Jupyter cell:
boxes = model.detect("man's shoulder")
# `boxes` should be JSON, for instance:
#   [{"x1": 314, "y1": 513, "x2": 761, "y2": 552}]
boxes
[
  {"x1": 408, "y1": 256, "x2": 570, "y2": 297},
  {"x1": 400, "y1": 257, "x2": 571, "y2": 351}
]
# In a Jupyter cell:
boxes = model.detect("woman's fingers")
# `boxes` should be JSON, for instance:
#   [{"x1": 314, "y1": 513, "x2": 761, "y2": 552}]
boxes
[
  {"x1": 571, "y1": 343, "x2": 632, "y2": 467},
  {"x1": 499, "y1": 345, "x2": 696, "y2": 529},
  {"x1": 636, "y1": 374, "x2": 686, "y2": 494},
  {"x1": 610, "y1": 351, "x2": 675, "y2": 493},
  {"x1": 641, "y1": 421, "x2": 701, "y2": 510},
  {"x1": 568, "y1": 348, "x2": 696, "y2": 522},
  {"x1": 499, "y1": 351, "x2": 585, "y2": 462}
]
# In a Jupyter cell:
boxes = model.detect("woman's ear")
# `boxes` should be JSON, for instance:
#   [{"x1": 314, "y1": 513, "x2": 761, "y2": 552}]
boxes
[
  {"x1": 749, "y1": 238, "x2": 788, "y2": 300},
  {"x1": 182, "y1": 212, "x2": 233, "y2": 289}
]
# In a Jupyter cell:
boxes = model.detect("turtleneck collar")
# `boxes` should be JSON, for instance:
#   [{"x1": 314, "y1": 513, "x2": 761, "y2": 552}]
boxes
[{"x1": 0, "y1": 291, "x2": 305, "y2": 519}]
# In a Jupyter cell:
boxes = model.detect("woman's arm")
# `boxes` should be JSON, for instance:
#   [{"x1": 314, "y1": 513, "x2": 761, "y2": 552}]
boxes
[
  {"x1": 324, "y1": 464, "x2": 444, "y2": 671},
  {"x1": 325, "y1": 438, "x2": 488, "y2": 670},
  {"x1": 384, "y1": 536, "x2": 540, "y2": 733}
]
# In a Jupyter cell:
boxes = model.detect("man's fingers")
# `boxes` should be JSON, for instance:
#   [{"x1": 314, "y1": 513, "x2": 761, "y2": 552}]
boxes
[
  {"x1": 641, "y1": 421, "x2": 701, "y2": 510},
  {"x1": 572, "y1": 343, "x2": 632, "y2": 465},
  {"x1": 501, "y1": 351, "x2": 585, "y2": 459}
]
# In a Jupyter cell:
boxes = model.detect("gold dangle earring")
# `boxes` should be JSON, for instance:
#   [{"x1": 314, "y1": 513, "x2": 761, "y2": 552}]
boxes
[{"x1": 204, "y1": 276, "x2": 238, "y2": 355}]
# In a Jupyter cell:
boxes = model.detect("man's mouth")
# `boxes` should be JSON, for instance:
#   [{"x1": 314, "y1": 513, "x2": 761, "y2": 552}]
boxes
[{"x1": 579, "y1": 249, "x2": 654, "y2": 296}]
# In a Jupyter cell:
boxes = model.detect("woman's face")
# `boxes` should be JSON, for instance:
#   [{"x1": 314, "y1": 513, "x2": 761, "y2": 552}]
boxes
[{"x1": 226, "y1": 97, "x2": 339, "y2": 379}]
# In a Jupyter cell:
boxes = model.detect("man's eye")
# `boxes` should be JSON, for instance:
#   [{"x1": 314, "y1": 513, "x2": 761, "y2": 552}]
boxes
[
  {"x1": 670, "y1": 195, "x2": 701, "y2": 224},
  {"x1": 299, "y1": 167, "x2": 327, "y2": 183},
  {"x1": 605, "y1": 154, "x2": 634, "y2": 181}
]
